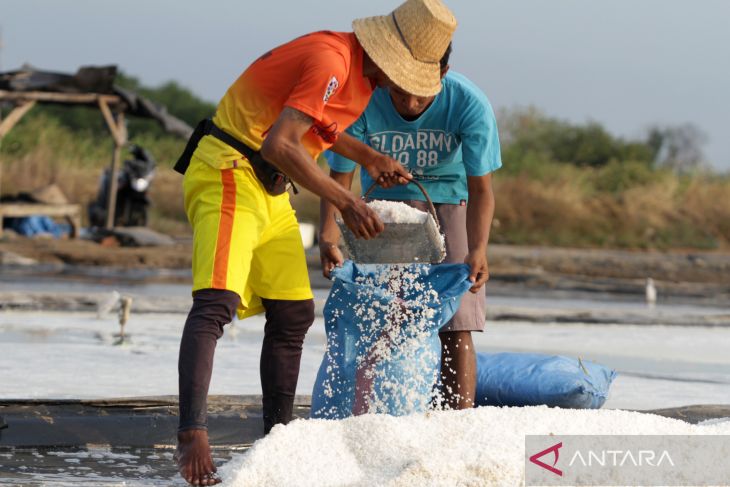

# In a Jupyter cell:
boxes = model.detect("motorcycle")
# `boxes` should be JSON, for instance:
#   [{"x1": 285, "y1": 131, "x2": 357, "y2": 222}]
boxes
[{"x1": 88, "y1": 145, "x2": 156, "y2": 228}]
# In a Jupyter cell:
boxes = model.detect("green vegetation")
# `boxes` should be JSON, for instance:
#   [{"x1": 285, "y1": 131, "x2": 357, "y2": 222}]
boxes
[
  {"x1": 1, "y1": 78, "x2": 728, "y2": 249},
  {"x1": 493, "y1": 108, "x2": 729, "y2": 249},
  {"x1": 115, "y1": 72, "x2": 216, "y2": 127}
]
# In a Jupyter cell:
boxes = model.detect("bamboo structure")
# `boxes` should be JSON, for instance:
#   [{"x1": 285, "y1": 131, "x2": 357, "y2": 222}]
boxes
[{"x1": 0, "y1": 90, "x2": 128, "y2": 234}]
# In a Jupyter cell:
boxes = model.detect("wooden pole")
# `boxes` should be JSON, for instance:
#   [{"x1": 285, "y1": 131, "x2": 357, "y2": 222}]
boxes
[
  {"x1": 0, "y1": 100, "x2": 36, "y2": 204},
  {"x1": 98, "y1": 98, "x2": 124, "y2": 145},
  {"x1": 0, "y1": 90, "x2": 120, "y2": 106},
  {"x1": 105, "y1": 142, "x2": 122, "y2": 229},
  {"x1": 98, "y1": 99, "x2": 128, "y2": 230},
  {"x1": 0, "y1": 100, "x2": 36, "y2": 138},
  {"x1": 0, "y1": 106, "x2": 2, "y2": 198},
  {"x1": 0, "y1": 109, "x2": 3, "y2": 208}
]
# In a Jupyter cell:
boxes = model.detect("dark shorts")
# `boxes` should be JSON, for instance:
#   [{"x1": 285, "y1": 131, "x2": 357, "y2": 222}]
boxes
[{"x1": 404, "y1": 201, "x2": 486, "y2": 333}]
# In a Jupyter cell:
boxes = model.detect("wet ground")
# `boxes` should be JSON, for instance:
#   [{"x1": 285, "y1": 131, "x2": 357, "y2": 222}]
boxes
[
  {"x1": 0, "y1": 397, "x2": 316, "y2": 486},
  {"x1": 2, "y1": 397, "x2": 729, "y2": 486},
  {"x1": 0, "y1": 445, "x2": 203, "y2": 486}
]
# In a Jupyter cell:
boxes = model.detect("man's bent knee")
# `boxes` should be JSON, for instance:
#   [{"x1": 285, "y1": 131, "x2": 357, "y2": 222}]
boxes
[
  {"x1": 261, "y1": 298, "x2": 315, "y2": 337},
  {"x1": 186, "y1": 289, "x2": 240, "y2": 336}
]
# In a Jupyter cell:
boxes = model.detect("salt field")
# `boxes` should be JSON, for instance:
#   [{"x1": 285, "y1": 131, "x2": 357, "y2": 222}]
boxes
[
  {"x1": 1, "y1": 310, "x2": 729, "y2": 409},
  {"x1": 2, "y1": 278, "x2": 729, "y2": 485}
]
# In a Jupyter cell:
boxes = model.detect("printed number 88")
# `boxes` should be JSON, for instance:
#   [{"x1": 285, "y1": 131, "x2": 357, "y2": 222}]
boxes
[{"x1": 416, "y1": 150, "x2": 439, "y2": 167}]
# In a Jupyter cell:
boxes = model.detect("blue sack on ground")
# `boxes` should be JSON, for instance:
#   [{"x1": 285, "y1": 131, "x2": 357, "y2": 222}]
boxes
[
  {"x1": 311, "y1": 260, "x2": 472, "y2": 419},
  {"x1": 475, "y1": 352, "x2": 617, "y2": 409},
  {"x1": 7, "y1": 215, "x2": 70, "y2": 238}
]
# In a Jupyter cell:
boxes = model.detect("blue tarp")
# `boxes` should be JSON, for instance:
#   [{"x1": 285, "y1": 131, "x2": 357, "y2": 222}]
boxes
[{"x1": 5, "y1": 215, "x2": 70, "y2": 238}]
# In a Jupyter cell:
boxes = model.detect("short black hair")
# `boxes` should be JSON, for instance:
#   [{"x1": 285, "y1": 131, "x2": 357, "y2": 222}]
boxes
[{"x1": 440, "y1": 42, "x2": 452, "y2": 70}]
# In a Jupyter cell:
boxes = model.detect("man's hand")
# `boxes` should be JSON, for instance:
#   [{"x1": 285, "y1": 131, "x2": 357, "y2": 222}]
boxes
[
  {"x1": 340, "y1": 198, "x2": 384, "y2": 239},
  {"x1": 362, "y1": 153, "x2": 412, "y2": 189},
  {"x1": 319, "y1": 242, "x2": 344, "y2": 278},
  {"x1": 464, "y1": 250, "x2": 489, "y2": 293}
]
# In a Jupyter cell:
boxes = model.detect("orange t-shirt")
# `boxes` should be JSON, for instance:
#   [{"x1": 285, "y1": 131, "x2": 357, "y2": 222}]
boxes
[{"x1": 194, "y1": 31, "x2": 374, "y2": 169}]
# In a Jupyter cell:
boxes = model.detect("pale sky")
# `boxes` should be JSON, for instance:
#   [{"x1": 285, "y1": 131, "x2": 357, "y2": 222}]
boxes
[{"x1": 2, "y1": 0, "x2": 729, "y2": 170}]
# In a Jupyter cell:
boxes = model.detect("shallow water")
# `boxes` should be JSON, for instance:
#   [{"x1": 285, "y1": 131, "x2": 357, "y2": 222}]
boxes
[
  {"x1": 0, "y1": 445, "x2": 241, "y2": 486},
  {"x1": 1, "y1": 310, "x2": 729, "y2": 409}
]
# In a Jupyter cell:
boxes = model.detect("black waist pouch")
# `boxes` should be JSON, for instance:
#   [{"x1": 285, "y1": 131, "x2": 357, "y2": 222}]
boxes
[
  {"x1": 174, "y1": 119, "x2": 294, "y2": 196},
  {"x1": 173, "y1": 119, "x2": 207, "y2": 175},
  {"x1": 247, "y1": 152, "x2": 292, "y2": 196}
]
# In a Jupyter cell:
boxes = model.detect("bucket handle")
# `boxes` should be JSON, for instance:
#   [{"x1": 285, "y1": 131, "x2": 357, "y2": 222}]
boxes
[{"x1": 363, "y1": 179, "x2": 440, "y2": 230}]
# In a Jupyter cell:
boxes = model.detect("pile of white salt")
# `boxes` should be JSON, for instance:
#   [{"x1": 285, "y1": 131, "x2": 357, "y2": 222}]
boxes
[
  {"x1": 367, "y1": 200, "x2": 429, "y2": 224},
  {"x1": 218, "y1": 407, "x2": 730, "y2": 486}
]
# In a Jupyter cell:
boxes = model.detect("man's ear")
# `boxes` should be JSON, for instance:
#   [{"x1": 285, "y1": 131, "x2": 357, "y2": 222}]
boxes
[{"x1": 440, "y1": 64, "x2": 450, "y2": 79}]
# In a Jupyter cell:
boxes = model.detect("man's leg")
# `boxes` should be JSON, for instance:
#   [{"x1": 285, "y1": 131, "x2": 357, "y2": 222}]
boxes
[
  {"x1": 259, "y1": 298, "x2": 315, "y2": 434},
  {"x1": 177, "y1": 288, "x2": 239, "y2": 486},
  {"x1": 439, "y1": 330, "x2": 477, "y2": 409},
  {"x1": 179, "y1": 158, "x2": 268, "y2": 485},
  {"x1": 401, "y1": 202, "x2": 483, "y2": 411},
  {"x1": 251, "y1": 190, "x2": 315, "y2": 433}
]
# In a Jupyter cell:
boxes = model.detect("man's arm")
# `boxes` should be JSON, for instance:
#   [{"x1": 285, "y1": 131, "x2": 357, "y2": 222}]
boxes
[
  {"x1": 330, "y1": 132, "x2": 411, "y2": 188},
  {"x1": 319, "y1": 169, "x2": 354, "y2": 278},
  {"x1": 260, "y1": 107, "x2": 382, "y2": 239},
  {"x1": 464, "y1": 173, "x2": 495, "y2": 293}
]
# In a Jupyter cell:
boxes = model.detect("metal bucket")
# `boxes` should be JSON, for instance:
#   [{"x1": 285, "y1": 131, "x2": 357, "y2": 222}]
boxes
[{"x1": 337, "y1": 180, "x2": 446, "y2": 264}]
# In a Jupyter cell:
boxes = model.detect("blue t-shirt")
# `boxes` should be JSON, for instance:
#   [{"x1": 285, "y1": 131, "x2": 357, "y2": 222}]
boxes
[{"x1": 327, "y1": 71, "x2": 502, "y2": 204}]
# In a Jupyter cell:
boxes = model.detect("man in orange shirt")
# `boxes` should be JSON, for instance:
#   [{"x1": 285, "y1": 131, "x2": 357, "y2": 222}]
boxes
[{"x1": 175, "y1": 0, "x2": 456, "y2": 484}]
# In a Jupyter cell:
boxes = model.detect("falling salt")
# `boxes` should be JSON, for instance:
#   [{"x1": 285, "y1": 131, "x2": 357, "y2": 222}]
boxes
[
  {"x1": 313, "y1": 262, "x2": 452, "y2": 419},
  {"x1": 351, "y1": 263, "x2": 445, "y2": 415}
]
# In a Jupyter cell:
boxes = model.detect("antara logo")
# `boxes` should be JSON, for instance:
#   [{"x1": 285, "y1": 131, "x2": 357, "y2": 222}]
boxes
[
  {"x1": 529, "y1": 442, "x2": 563, "y2": 476},
  {"x1": 569, "y1": 449, "x2": 675, "y2": 467}
]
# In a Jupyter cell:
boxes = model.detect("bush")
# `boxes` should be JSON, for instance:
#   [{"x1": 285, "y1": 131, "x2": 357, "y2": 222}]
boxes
[
  {"x1": 591, "y1": 159, "x2": 657, "y2": 194},
  {"x1": 498, "y1": 108, "x2": 658, "y2": 170}
]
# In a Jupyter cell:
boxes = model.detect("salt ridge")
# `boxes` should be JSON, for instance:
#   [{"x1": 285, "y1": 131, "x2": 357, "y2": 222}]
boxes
[{"x1": 219, "y1": 407, "x2": 730, "y2": 486}]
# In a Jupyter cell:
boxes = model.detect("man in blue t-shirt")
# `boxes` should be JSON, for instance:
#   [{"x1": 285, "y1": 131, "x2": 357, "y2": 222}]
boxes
[{"x1": 321, "y1": 44, "x2": 502, "y2": 410}]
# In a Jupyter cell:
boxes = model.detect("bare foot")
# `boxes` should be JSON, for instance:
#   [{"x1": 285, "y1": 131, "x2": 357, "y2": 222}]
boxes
[{"x1": 176, "y1": 429, "x2": 221, "y2": 486}]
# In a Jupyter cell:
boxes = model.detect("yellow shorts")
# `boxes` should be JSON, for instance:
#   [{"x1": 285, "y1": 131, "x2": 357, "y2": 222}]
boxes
[{"x1": 183, "y1": 156, "x2": 313, "y2": 319}]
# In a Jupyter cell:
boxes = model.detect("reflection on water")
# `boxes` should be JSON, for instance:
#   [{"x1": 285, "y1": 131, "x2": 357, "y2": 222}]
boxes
[{"x1": 0, "y1": 445, "x2": 242, "y2": 486}]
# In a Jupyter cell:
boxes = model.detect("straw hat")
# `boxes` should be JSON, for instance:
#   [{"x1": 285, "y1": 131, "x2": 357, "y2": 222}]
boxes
[{"x1": 353, "y1": 0, "x2": 457, "y2": 97}]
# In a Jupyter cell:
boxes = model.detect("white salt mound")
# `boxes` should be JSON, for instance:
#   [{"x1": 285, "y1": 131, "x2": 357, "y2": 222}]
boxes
[
  {"x1": 218, "y1": 407, "x2": 730, "y2": 487},
  {"x1": 367, "y1": 200, "x2": 428, "y2": 224}
]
